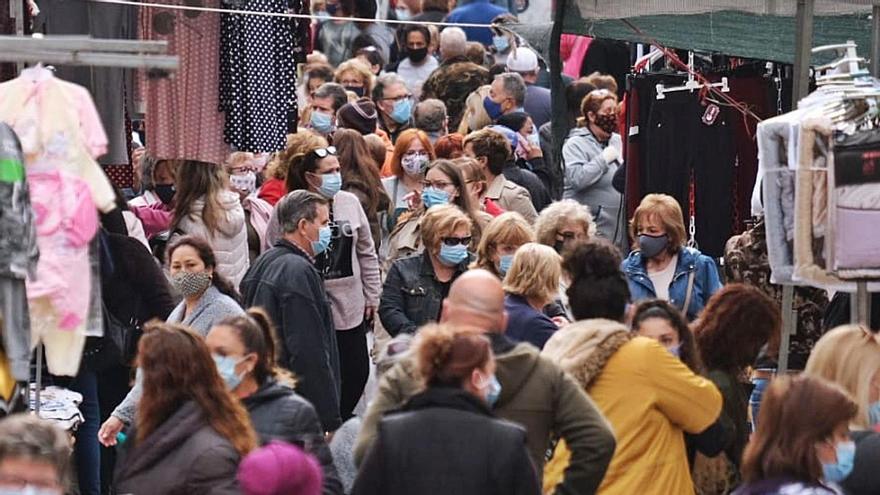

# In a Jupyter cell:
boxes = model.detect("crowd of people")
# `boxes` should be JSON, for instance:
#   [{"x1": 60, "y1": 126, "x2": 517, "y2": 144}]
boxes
[{"x1": 4, "y1": 1, "x2": 880, "y2": 495}]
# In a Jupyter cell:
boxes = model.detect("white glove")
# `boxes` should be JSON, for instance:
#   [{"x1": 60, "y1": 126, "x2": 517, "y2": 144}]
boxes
[{"x1": 600, "y1": 145, "x2": 621, "y2": 164}]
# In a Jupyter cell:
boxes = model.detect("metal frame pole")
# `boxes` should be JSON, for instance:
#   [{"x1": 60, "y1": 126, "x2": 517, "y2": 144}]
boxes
[
  {"x1": 792, "y1": 0, "x2": 815, "y2": 106},
  {"x1": 873, "y1": 2, "x2": 880, "y2": 78}
]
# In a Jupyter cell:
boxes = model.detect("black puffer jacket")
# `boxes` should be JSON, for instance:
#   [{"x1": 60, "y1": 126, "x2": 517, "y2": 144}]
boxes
[
  {"x1": 242, "y1": 380, "x2": 343, "y2": 495},
  {"x1": 352, "y1": 387, "x2": 540, "y2": 495}
]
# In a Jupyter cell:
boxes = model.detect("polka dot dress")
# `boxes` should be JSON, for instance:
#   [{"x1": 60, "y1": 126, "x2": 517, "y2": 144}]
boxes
[{"x1": 219, "y1": 0, "x2": 308, "y2": 153}]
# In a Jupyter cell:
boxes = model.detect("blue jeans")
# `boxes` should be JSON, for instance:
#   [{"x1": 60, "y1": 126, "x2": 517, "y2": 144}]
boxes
[
  {"x1": 749, "y1": 372, "x2": 773, "y2": 432},
  {"x1": 71, "y1": 370, "x2": 101, "y2": 495}
]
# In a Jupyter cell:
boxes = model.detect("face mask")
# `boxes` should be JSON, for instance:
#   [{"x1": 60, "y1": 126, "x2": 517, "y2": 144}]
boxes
[
  {"x1": 310, "y1": 110, "x2": 334, "y2": 135},
  {"x1": 485, "y1": 374, "x2": 502, "y2": 406},
  {"x1": 344, "y1": 86, "x2": 365, "y2": 97},
  {"x1": 492, "y1": 35, "x2": 510, "y2": 53},
  {"x1": 553, "y1": 239, "x2": 566, "y2": 254},
  {"x1": 401, "y1": 153, "x2": 429, "y2": 176},
  {"x1": 421, "y1": 187, "x2": 450, "y2": 208},
  {"x1": 438, "y1": 243, "x2": 468, "y2": 267},
  {"x1": 638, "y1": 234, "x2": 669, "y2": 259},
  {"x1": 390, "y1": 98, "x2": 413, "y2": 124},
  {"x1": 325, "y1": 2, "x2": 338, "y2": 15},
  {"x1": 408, "y1": 47, "x2": 429, "y2": 63},
  {"x1": 395, "y1": 7, "x2": 411, "y2": 20},
  {"x1": 666, "y1": 343, "x2": 682, "y2": 358},
  {"x1": 315, "y1": 10, "x2": 329, "y2": 18},
  {"x1": 0, "y1": 487, "x2": 61, "y2": 495},
  {"x1": 213, "y1": 354, "x2": 246, "y2": 391},
  {"x1": 869, "y1": 401, "x2": 880, "y2": 426},
  {"x1": 230, "y1": 171, "x2": 257, "y2": 195},
  {"x1": 822, "y1": 440, "x2": 856, "y2": 483},
  {"x1": 316, "y1": 172, "x2": 342, "y2": 198},
  {"x1": 527, "y1": 132, "x2": 540, "y2": 147},
  {"x1": 482, "y1": 96, "x2": 504, "y2": 122},
  {"x1": 155, "y1": 184, "x2": 176, "y2": 204},
  {"x1": 594, "y1": 113, "x2": 618, "y2": 135},
  {"x1": 171, "y1": 271, "x2": 212, "y2": 298},
  {"x1": 311, "y1": 224, "x2": 333, "y2": 255},
  {"x1": 498, "y1": 254, "x2": 514, "y2": 276}
]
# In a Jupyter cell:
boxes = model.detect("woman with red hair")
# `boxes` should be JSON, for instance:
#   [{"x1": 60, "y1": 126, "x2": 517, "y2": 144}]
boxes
[{"x1": 380, "y1": 129, "x2": 435, "y2": 249}]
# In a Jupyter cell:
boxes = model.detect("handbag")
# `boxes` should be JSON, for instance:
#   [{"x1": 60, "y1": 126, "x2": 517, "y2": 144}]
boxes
[
  {"x1": 692, "y1": 450, "x2": 738, "y2": 495},
  {"x1": 82, "y1": 302, "x2": 142, "y2": 372}
]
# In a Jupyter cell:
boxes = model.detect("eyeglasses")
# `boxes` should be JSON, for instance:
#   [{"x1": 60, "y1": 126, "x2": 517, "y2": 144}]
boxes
[
  {"x1": 312, "y1": 146, "x2": 337, "y2": 158},
  {"x1": 422, "y1": 180, "x2": 454, "y2": 189},
  {"x1": 441, "y1": 236, "x2": 472, "y2": 247},
  {"x1": 382, "y1": 94, "x2": 412, "y2": 103}
]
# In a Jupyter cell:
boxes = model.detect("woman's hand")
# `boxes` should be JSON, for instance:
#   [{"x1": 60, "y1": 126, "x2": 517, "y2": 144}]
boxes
[
  {"x1": 98, "y1": 416, "x2": 125, "y2": 447},
  {"x1": 551, "y1": 316, "x2": 570, "y2": 328}
]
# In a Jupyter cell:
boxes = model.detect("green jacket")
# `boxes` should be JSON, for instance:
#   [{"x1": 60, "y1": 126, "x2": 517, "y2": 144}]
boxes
[{"x1": 354, "y1": 333, "x2": 616, "y2": 495}]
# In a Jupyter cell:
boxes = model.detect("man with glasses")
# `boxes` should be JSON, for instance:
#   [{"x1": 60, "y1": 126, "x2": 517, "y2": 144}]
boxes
[
  {"x1": 371, "y1": 73, "x2": 413, "y2": 144},
  {"x1": 0, "y1": 414, "x2": 71, "y2": 495}
]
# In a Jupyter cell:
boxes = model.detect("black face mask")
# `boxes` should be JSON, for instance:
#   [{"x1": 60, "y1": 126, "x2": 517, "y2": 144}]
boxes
[
  {"x1": 345, "y1": 86, "x2": 365, "y2": 97},
  {"x1": 408, "y1": 47, "x2": 429, "y2": 63},
  {"x1": 155, "y1": 184, "x2": 176, "y2": 204}
]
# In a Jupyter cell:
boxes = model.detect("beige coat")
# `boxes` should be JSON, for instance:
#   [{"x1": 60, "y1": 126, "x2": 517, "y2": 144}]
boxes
[{"x1": 482, "y1": 175, "x2": 538, "y2": 223}]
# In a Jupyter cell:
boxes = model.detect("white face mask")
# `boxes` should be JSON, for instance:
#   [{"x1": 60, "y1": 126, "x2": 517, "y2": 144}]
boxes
[{"x1": 230, "y1": 171, "x2": 257, "y2": 195}]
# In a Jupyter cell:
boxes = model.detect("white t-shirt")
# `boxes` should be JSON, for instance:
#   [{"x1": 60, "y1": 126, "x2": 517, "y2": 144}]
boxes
[
  {"x1": 648, "y1": 254, "x2": 678, "y2": 301},
  {"x1": 396, "y1": 56, "x2": 439, "y2": 100}
]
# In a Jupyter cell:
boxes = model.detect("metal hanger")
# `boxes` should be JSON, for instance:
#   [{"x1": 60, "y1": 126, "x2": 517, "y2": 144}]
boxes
[{"x1": 655, "y1": 51, "x2": 729, "y2": 100}]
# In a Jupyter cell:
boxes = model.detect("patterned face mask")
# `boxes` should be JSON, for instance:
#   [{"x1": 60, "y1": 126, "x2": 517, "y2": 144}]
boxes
[{"x1": 171, "y1": 271, "x2": 211, "y2": 298}]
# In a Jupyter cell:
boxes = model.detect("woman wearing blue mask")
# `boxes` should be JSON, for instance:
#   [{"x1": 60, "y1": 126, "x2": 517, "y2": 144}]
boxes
[
  {"x1": 386, "y1": 159, "x2": 490, "y2": 264},
  {"x1": 472, "y1": 212, "x2": 534, "y2": 280},
  {"x1": 379, "y1": 205, "x2": 474, "y2": 336},
  {"x1": 502, "y1": 243, "x2": 562, "y2": 350},
  {"x1": 280, "y1": 144, "x2": 382, "y2": 422},
  {"x1": 622, "y1": 193, "x2": 722, "y2": 321},
  {"x1": 352, "y1": 324, "x2": 540, "y2": 495},
  {"x1": 735, "y1": 375, "x2": 858, "y2": 495},
  {"x1": 205, "y1": 309, "x2": 343, "y2": 494},
  {"x1": 805, "y1": 325, "x2": 880, "y2": 495}
]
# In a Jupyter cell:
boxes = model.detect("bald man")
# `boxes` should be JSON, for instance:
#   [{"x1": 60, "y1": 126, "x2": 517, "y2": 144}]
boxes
[{"x1": 355, "y1": 270, "x2": 616, "y2": 494}]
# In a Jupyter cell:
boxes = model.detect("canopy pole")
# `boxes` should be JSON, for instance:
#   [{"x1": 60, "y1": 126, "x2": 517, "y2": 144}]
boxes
[
  {"x1": 873, "y1": 1, "x2": 880, "y2": 78},
  {"x1": 549, "y1": 0, "x2": 567, "y2": 200},
  {"x1": 792, "y1": 0, "x2": 815, "y2": 106}
]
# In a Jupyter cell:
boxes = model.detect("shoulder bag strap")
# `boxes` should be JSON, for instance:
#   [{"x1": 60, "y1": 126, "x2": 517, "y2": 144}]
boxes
[{"x1": 682, "y1": 269, "x2": 696, "y2": 316}]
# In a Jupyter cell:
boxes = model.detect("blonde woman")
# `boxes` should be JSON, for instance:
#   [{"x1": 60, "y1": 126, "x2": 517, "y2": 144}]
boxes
[
  {"x1": 805, "y1": 325, "x2": 880, "y2": 495},
  {"x1": 534, "y1": 199, "x2": 597, "y2": 254},
  {"x1": 502, "y1": 243, "x2": 562, "y2": 349},
  {"x1": 335, "y1": 58, "x2": 375, "y2": 99},
  {"x1": 472, "y1": 212, "x2": 534, "y2": 279},
  {"x1": 458, "y1": 85, "x2": 492, "y2": 135}
]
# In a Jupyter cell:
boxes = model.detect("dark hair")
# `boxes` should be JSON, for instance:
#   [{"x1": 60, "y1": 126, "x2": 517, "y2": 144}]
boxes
[
  {"x1": 416, "y1": 324, "x2": 491, "y2": 388},
  {"x1": 355, "y1": 47, "x2": 385, "y2": 71},
  {"x1": 304, "y1": 64, "x2": 335, "y2": 88},
  {"x1": 403, "y1": 25, "x2": 431, "y2": 48},
  {"x1": 495, "y1": 111, "x2": 530, "y2": 134},
  {"x1": 136, "y1": 322, "x2": 257, "y2": 455},
  {"x1": 694, "y1": 284, "x2": 781, "y2": 374},
  {"x1": 566, "y1": 79, "x2": 596, "y2": 122},
  {"x1": 352, "y1": 34, "x2": 379, "y2": 55},
  {"x1": 488, "y1": 63, "x2": 506, "y2": 79},
  {"x1": 313, "y1": 82, "x2": 348, "y2": 112},
  {"x1": 216, "y1": 308, "x2": 296, "y2": 387},
  {"x1": 166, "y1": 235, "x2": 241, "y2": 304},
  {"x1": 632, "y1": 300, "x2": 702, "y2": 372},
  {"x1": 465, "y1": 42, "x2": 487, "y2": 66},
  {"x1": 276, "y1": 190, "x2": 330, "y2": 235},
  {"x1": 286, "y1": 149, "x2": 330, "y2": 192},
  {"x1": 564, "y1": 240, "x2": 629, "y2": 321},
  {"x1": 741, "y1": 375, "x2": 857, "y2": 485},
  {"x1": 333, "y1": 129, "x2": 385, "y2": 213},
  {"x1": 425, "y1": 159, "x2": 484, "y2": 240},
  {"x1": 463, "y1": 128, "x2": 511, "y2": 176}
]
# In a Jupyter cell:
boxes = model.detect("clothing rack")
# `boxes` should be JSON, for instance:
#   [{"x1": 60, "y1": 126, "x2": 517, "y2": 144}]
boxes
[
  {"x1": 655, "y1": 51, "x2": 730, "y2": 100},
  {"x1": 0, "y1": 34, "x2": 178, "y2": 413}
]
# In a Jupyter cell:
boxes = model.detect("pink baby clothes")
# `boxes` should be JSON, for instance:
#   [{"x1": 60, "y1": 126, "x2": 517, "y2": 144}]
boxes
[{"x1": 26, "y1": 170, "x2": 98, "y2": 330}]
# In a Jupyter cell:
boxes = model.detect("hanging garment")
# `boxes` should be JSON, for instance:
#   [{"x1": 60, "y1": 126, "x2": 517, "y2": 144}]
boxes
[
  {"x1": 0, "y1": 68, "x2": 116, "y2": 212},
  {"x1": 828, "y1": 128, "x2": 880, "y2": 277},
  {"x1": 139, "y1": 2, "x2": 230, "y2": 164},
  {"x1": 0, "y1": 122, "x2": 39, "y2": 280},
  {"x1": 34, "y1": 0, "x2": 137, "y2": 166},
  {"x1": 220, "y1": 0, "x2": 300, "y2": 152}
]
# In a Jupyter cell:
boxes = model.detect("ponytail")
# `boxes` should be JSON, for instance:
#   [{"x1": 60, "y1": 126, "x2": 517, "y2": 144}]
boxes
[
  {"x1": 218, "y1": 308, "x2": 297, "y2": 387},
  {"x1": 415, "y1": 324, "x2": 491, "y2": 388}
]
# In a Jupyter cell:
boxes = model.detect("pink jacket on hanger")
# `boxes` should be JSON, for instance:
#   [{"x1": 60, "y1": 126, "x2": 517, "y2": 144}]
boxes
[{"x1": 26, "y1": 170, "x2": 98, "y2": 330}]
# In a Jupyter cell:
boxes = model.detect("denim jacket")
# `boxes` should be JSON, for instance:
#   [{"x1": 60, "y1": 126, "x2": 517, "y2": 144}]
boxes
[
  {"x1": 379, "y1": 251, "x2": 472, "y2": 336},
  {"x1": 622, "y1": 247, "x2": 722, "y2": 320}
]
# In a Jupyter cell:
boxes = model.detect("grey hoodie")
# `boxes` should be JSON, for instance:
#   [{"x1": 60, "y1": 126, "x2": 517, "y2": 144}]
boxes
[{"x1": 562, "y1": 127, "x2": 625, "y2": 247}]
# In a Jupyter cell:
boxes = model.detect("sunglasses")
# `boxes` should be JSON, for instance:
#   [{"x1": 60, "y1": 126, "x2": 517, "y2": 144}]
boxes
[
  {"x1": 441, "y1": 236, "x2": 472, "y2": 247},
  {"x1": 312, "y1": 146, "x2": 337, "y2": 158}
]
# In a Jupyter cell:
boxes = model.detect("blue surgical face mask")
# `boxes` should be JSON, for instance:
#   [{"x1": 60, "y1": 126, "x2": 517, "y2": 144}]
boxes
[
  {"x1": 438, "y1": 243, "x2": 468, "y2": 267},
  {"x1": 325, "y1": 2, "x2": 338, "y2": 15},
  {"x1": 498, "y1": 254, "x2": 514, "y2": 276},
  {"x1": 492, "y1": 35, "x2": 510, "y2": 53},
  {"x1": 311, "y1": 224, "x2": 332, "y2": 255},
  {"x1": 390, "y1": 98, "x2": 413, "y2": 124},
  {"x1": 638, "y1": 233, "x2": 669, "y2": 259},
  {"x1": 310, "y1": 110, "x2": 334, "y2": 135},
  {"x1": 213, "y1": 354, "x2": 246, "y2": 391},
  {"x1": 666, "y1": 343, "x2": 682, "y2": 358},
  {"x1": 869, "y1": 401, "x2": 880, "y2": 426},
  {"x1": 482, "y1": 96, "x2": 504, "y2": 122},
  {"x1": 395, "y1": 7, "x2": 411, "y2": 21},
  {"x1": 822, "y1": 440, "x2": 856, "y2": 483},
  {"x1": 0, "y1": 487, "x2": 62, "y2": 495},
  {"x1": 316, "y1": 172, "x2": 342, "y2": 198},
  {"x1": 421, "y1": 187, "x2": 450, "y2": 208},
  {"x1": 486, "y1": 374, "x2": 502, "y2": 407}
]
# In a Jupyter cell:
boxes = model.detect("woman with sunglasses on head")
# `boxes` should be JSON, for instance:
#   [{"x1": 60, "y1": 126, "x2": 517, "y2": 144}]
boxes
[
  {"x1": 264, "y1": 144, "x2": 381, "y2": 422},
  {"x1": 562, "y1": 88, "x2": 625, "y2": 248},
  {"x1": 385, "y1": 159, "x2": 490, "y2": 266},
  {"x1": 379, "y1": 204, "x2": 474, "y2": 337}
]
